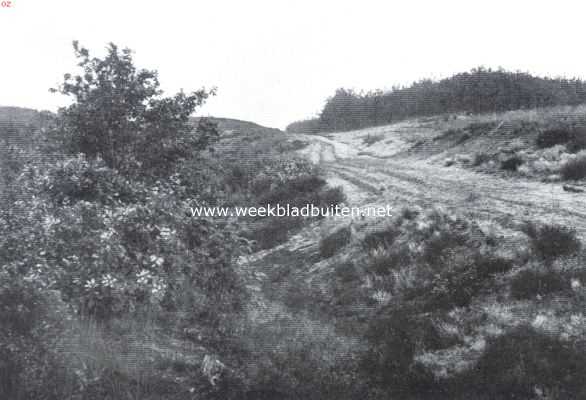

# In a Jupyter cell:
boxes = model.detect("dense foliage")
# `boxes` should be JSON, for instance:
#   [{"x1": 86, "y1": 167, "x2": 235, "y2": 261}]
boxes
[
  {"x1": 292, "y1": 67, "x2": 586, "y2": 132},
  {"x1": 49, "y1": 42, "x2": 217, "y2": 177}
]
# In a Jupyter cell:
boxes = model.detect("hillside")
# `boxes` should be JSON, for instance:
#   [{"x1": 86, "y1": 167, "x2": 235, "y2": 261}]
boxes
[
  {"x1": 241, "y1": 105, "x2": 586, "y2": 398},
  {"x1": 3, "y1": 96, "x2": 586, "y2": 399},
  {"x1": 0, "y1": 106, "x2": 41, "y2": 125}
]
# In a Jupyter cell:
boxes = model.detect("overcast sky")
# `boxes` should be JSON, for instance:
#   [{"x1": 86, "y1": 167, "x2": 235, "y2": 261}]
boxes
[{"x1": 1, "y1": 0, "x2": 585, "y2": 129}]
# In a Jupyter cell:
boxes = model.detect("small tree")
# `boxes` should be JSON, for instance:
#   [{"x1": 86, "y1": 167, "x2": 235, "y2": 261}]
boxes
[{"x1": 50, "y1": 41, "x2": 217, "y2": 176}]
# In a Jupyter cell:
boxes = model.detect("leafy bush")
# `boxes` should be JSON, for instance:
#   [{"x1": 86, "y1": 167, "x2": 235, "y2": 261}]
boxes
[
  {"x1": 560, "y1": 154, "x2": 586, "y2": 180},
  {"x1": 500, "y1": 155, "x2": 524, "y2": 171},
  {"x1": 0, "y1": 268, "x2": 70, "y2": 400},
  {"x1": 510, "y1": 269, "x2": 569, "y2": 299},
  {"x1": 43, "y1": 154, "x2": 141, "y2": 205},
  {"x1": 523, "y1": 222, "x2": 581, "y2": 261},
  {"x1": 464, "y1": 326, "x2": 586, "y2": 399},
  {"x1": 319, "y1": 226, "x2": 352, "y2": 259},
  {"x1": 49, "y1": 41, "x2": 217, "y2": 177}
]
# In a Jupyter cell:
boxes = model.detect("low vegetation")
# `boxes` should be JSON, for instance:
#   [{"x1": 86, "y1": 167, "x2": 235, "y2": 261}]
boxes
[
  {"x1": 523, "y1": 221, "x2": 582, "y2": 261},
  {"x1": 460, "y1": 326, "x2": 586, "y2": 399}
]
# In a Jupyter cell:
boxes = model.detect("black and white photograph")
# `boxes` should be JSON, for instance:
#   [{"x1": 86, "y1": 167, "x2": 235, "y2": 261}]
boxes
[{"x1": 1, "y1": 1, "x2": 586, "y2": 399}]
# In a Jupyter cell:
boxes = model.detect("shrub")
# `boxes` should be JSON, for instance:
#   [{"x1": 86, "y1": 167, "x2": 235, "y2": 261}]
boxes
[
  {"x1": 523, "y1": 222, "x2": 581, "y2": 261},
  {"x1": 464, "y1": 326, "x2": 586, "y2": 399},
  {"x1": 567, "y1": 128, "x2": 586, "y2": 152},
  {"x1": 560, "y1": 154, "x2": 586, "y2": 180},
  {"x1": 0, "y1": 271, "x2": 69, "y2": 400},
  {"x1": 421, "y1": 227, "x2": 469, "y2": 266},
  {"x1": 510, "y1": 269, "x2": 569, "y2": 299},
  {"x1": 50, "y1": 42, "x2": 217, "y2": 177},
  {"x1": 319, "y1": 227, "x2": 352, "y2": 259},
  {"x1": 500, "y1": 155, "x2": 524, "y2": 171},
  {"x1": 536, "y1": 128, "x2": 573, "y2": 148},
  {"x1": 427, "y1": 261, "x2": 486, "y2": 309}
]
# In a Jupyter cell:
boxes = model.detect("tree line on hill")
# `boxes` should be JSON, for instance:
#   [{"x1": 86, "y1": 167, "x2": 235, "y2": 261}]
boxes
[{"x1": 287, "y1": 67, "x2": 586, "y2": 133}]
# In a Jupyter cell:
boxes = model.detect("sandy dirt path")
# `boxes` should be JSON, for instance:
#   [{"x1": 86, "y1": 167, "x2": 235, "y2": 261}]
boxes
[{"x1": 296, "y1": 133, "x2": 586, "y2": 239}]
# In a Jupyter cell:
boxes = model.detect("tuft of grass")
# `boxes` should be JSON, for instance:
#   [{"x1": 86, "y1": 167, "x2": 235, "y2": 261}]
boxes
[
  {"x1": 510, "y1": 269, "x2": 569, "y2": 299},
  {"x1": 560, "y1": 154, "x2": 586, "y2": 180},
  {"x1": 319, "y1": 226, "x2": 352, "y2": 259}
]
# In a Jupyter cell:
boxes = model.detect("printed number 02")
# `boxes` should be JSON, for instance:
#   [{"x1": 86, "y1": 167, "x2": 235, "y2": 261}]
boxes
[{"x1": 1, "y1": 1, "x2": 11, "y2": 7}]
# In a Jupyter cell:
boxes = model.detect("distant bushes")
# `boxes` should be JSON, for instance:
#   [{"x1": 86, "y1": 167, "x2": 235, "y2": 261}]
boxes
[
  {"x1": 319, "y1": 226, "x2": 352, "y2": 259},
  {"x1": 313, "y1": 68, "x2": 586, "y2": 133},
  {"x1": 560, "y1": 153, "x2": 586, "y2": 180},
  {"x1": 510, "y1": 269, "x2": 569, "y2": 299},
  {"x1": 523, "y1": 222, "x2": 581, "y2": 261}
]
